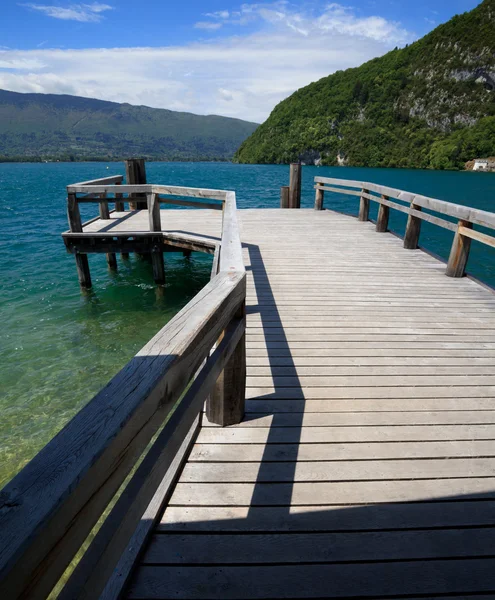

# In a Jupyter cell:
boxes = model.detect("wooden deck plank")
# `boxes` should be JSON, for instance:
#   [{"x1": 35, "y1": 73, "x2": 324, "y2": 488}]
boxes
[{"x1": 124, "y1": 207, "x2": 495, "y2": 600}]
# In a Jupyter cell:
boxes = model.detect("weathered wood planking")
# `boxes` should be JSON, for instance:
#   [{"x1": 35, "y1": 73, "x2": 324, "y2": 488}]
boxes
[{"x1": 124, "y1": 207, "x2": 495, "y2": 600}]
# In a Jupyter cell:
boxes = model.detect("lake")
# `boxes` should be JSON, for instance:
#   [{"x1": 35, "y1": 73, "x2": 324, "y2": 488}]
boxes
[{"x1": 1, "y1": 161, "x2": 494, "y2": 488}]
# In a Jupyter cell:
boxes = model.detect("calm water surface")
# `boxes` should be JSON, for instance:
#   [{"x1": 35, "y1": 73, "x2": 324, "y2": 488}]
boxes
[{"x1": 1, "y1": 161, "x2": 494, "y2": 487}]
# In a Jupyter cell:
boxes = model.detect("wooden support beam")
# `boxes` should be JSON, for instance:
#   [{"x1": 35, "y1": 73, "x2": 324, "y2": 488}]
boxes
[
  {"x1": 206, "y1": 297, "x2": 246, "y2": 427},
  {"x1": 115, "y1": 181, "x2": 125, "y2": 212},
  {"x1": 148, "y1": 193, "x2": 165, "y2": 284},
  {"x1": 358, "y1": 188, "x2": 369, "y2": 221},
  {"x1": 376, "y1": 195, "x2": 390, "y2": 232},
  {"x1": 446, "y1": 220, "x2": 473, "y2": 278},
  {"x1": 75, "y1": 253, "x2": 92, "y2": 288},
  {"x1": 404, "y1": 203, "x2": 422, "y2": 249},
  {"x1": 125, "y1": 159, "x2": 147, "y2": 210},
  {"x1": 280, "y1": 186, "x2": 289, "y2": 209},
  {"x1": 314, "y1": 182, "x2": 324, "y2": 211},
  {"x1": 289, "y1": 163, "x2": 301, "y2": 209},
  {"x1": 99, "y1": 194, "x2": 117, "y2": 269},
  {"x1": 67, "y1": 192, "x2": 92, "y2": 288}
]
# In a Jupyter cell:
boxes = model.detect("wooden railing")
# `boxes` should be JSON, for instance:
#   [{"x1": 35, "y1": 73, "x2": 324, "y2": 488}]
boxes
[
  {"x1": 314, "y1": 176, "x2": 495, "y2": 278},
  {"x1": 0, "y1": 183, "x2": 246, "y2": 599},
  {"x1": 63, "y1": 176, "x2": 226, "y2": 287}
]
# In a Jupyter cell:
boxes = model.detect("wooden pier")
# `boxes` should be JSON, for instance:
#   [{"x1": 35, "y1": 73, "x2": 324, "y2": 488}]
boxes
[{"x1": 2, "y1": 171, "x2": 495, "y2": 599}]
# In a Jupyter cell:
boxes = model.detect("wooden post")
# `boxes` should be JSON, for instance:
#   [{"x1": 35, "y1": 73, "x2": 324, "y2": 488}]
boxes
[
  {"x1": 280, "y1": 186, "x2": 290, "y2": 209},
  {"x1": 358, "y1": 188, "x2": 369, "y2": 221},
  {"x1": 446, "y1": 220, "x2": 473, "y2": 277},
  {"x1": 206, "y1": 301, "x2": 246, "y2": 427},
  {"x1": 289, "y1": 163, "x2": 301, "y2": 209},
  {"x1": 68, "y1": 192, "x2": 92, "y2": 288},
  {"x1": 115, "y1": 182, "x2": 129, "y2": 260},
  {"x1": 376, "y1": 195, "x2": 390, "y2": 232},
  {"x1": 148, "y1": 193, "x2": 165, "y2": 284},
  {"x1": 404, "y1": 203, "x2": 422, "y2": 249},
  {"x1": 314, "y1": 182, "x2": 324, "y2": 210},
  {"x1": 183, "y1": 250, "x2": 192, "y2": 258},
  {"x1": 99, "y1": 193, "x2": 117, "y2": 271},
  {"x1": 125, "y1": 159, "x2": 147, "y2": 210}
]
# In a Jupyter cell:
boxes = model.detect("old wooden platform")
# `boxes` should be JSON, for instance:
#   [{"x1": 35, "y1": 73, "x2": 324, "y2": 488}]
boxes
[
  {"x1": 124, "y1": 208, "x2": 495, "y2": 599},
  {"x1": 3, "y1": 172, "x2": 495, "y2": 600}
]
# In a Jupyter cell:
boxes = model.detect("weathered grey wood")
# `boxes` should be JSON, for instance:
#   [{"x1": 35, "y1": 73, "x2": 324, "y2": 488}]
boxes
[
  {"x1": 376, "y1": 195, "x2": 389, "y2": 232},
  {"x1": 315, "y1": 185, "x2": 361, "y2": 198},
  {"x1": 70, "y1": 175, "x2": 124, "y2": 188},
  {"x1": 0, "y1": 272, "x2": 245, "y2": 600},
  {"x1": 358, "y1": 188, "x2": 369, "y2": 221},
  {"x1": 315, "y1": 175, "x2": 495, "y2": 231},
  {"x1": 115, "y1": 181, "x2": 125, "y2": 212},
  {"x1": 171, "y1": 478, "x2": 495, "y2": 505},
  {"x1": 207, "y1": 296, "x2": 246, "y2": 426},
  {"x1": 159, "y1": 500, "x2": 495, "y2": 532},
  {"x1": 100, "y1": 417, "x2": 200, "y2": 600},
  {"x1": 404, "y1": 202, "x2": 422, "y2": 249},
  {"x1": 125, "y1": 159, "x2": 148, "y2": 210},
  {"x1": 151, "y1": 239, "x2": 165, "y2": 285},
  {"x1": 67, "y1": 192, "x2": 83, "y2": 233},
  {"x1": 197, "y1": 424, "x2": 495, "y2": 444},
  {"x1": 144, "y1": 527, "x2": 495, "y2": 564},
  {"x1": 314, "y1": 182, "x2": 324, "y2": 210},
  {"x1": 75, "y1": 253, "x2": 92, "y2": 289},
  {"x1": 457, "y1": 224, "x2": 495, "y2": 249},
  {"x1": 148, "y1": 193, "x2": 161, "y2": 233},
  {"x1": 60, "y1": 318, "x2": 245, "y2": 600},
  {"x1": 157, "y1": 197, "x2": 223, "y2": 210},
  {"x1": 153, "y1": 185, "x2": 227, "y2": 201},
  {"x1": 219, "y1": 192, "x2": 245, "y2": 274},
  {"x1": 446, "y1": 220, "x2": 473, "y2": 277},
  {"x1": 289, "y1": 163, "x2": 301, "y2": 209},
  {"x1": 190, "y1": 438, "x2": 495, "y2": 462},
  {"x1": 280, "y1": 186, "x2": 290, "y2": 209},
  {"x1": 127, "y1": 560, "x2": 495, "y2": 599}
]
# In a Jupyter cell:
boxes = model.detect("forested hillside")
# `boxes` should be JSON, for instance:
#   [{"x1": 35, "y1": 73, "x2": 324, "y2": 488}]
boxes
[
  {"x1": 0, "y1": 90, "x2": 258, "y2": 162},
  {"x1": 235, "y1": 0, "x2": 495, "y2": 170}
]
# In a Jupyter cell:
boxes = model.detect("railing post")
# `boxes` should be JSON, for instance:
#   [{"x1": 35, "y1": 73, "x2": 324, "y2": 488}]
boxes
[
  {"x1": 68, "y1": 191, "x2": 92, "y2": 289},
  {"x1": 289, "y1": 162, "x2": 301, "y2": 208},
  {"x1": 376, "y1": 195, "x2": 390, "y2": 232},
  {"x1": 99, "y1": 193, "x2": 118, "y2": 271},
  {"x1": 404, "y1": 202, "x2": 422, "y2": 249},
  {"x1": 207, "y1": 276, "x2": 246, "y2": 427},
  {"x1": 115, "y1": 181, "x2": 129, "y2": 260},
  {"x1": 358, "y1": 188, "x2": 369, "y2": 221},
  {"x1": 125, "y1": 158, "x2": 147, "y2": 210},
  {"x1": 314, "y1": 182, "x2": 324, "y2": 210},
  {"x1": 280, "y1": 186, "x2": 290, "y2": 208},
  {"x1": 446, "y1": 220, "x2": 473, "y2": 277},
  {"x1": 148, "y1": 192, "x2": 165, "y2": 284}
]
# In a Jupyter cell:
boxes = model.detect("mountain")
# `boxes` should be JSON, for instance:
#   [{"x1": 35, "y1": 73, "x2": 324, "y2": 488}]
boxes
[
  {"x1": 235, "y1": 0, "x2": 495, "y2": 170},
  {"x1": 0, "y1": 90, "x2": 258, "y2": 162}
]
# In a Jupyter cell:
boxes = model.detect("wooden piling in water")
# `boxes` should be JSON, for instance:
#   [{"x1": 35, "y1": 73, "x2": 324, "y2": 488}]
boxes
[
  {"x1": 289, "y1": 163, "x2": 301, "y2": 208},
  {"x1": 125, "y1": 159, "x2": 148, "y2": 210},
  {"x1": 148, "y1": 192, "x2": 165, "y2": 284}
]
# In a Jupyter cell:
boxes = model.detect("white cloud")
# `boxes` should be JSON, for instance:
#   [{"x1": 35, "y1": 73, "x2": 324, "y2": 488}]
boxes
[
  {"x1": 194, "y1": 21, "x2": 223, "y2": 30},
  {"x1": 1, "y1": 3, "x2": 415, "y2": 122},
  {"x1": 205, "y1": 10, "x2": 230, "y2": 19},
  {"x1": 21, "y1": 2, "x2": 113, "y2": 23}
]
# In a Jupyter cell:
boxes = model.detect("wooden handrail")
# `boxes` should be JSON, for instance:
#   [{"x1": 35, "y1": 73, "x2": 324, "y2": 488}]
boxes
[
  {"x1": 0, "y1": 187, "x2": 246, "y2": 599},
  {"x1": 314, "y1": 176, "x2": 495, "y2": 278}
]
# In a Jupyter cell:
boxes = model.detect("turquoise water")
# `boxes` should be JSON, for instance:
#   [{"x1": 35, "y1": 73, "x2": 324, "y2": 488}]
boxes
[{"x1": 1, "y1": 162, "x2": 494, "y2": 487}]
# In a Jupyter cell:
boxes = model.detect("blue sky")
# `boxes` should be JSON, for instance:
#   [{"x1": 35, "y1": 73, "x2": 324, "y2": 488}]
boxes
[{"x1": 0, "y1": 0, "x2": 482, "y2": 121}]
